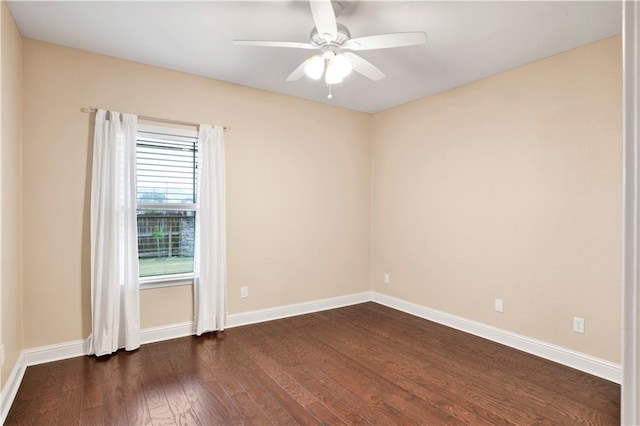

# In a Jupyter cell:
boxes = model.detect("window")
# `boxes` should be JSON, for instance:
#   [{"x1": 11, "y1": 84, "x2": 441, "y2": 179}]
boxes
[{"x1": 136, "y1": 125, "x2": 198, "y2": 284}]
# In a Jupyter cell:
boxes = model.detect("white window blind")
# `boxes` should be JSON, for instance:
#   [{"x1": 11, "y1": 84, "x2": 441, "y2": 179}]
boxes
[{"x1": 137, "y1": 128, "x2": 198, "y2": 205}]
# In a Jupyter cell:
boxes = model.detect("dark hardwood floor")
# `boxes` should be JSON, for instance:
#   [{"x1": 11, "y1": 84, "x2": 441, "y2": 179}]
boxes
[{"x1": 6, "y1": 302, "x2": 620, "y2": 425}]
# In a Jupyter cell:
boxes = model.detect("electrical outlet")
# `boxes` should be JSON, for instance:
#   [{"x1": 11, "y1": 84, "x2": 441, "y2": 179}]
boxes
[
  {"x1": 494, "y1": 298, "x2": 503, "y2": 313},
  {"x1": 384, "y1": 274, "x2": 390, "y2": 284},
  {"x1": 240, "y1": 286, "x2": 248, "y2": 299},
  {"x1": 573, "y1": 317, "x2": 585, "y2": 334}
]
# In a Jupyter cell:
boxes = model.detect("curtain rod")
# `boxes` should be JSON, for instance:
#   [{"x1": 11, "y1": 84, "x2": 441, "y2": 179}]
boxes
[{"x1": 81, "y1": 107, "x2": 230, "y2": 132}]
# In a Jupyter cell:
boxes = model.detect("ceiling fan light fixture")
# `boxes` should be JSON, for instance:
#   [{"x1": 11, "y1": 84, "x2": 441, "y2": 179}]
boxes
[
  {"x1": 234, "y1": 0, "x2": 427, "y2": 90},
  {"x1": 304, "y1": 55, "x2": 325, "y2": 80}
]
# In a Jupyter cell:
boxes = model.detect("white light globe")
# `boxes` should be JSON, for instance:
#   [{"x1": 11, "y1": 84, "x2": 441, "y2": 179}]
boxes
[
  {"x1": 325, "y1": 60, "x2": 344, "y2": 85},
  {"x1": 304, "y1": 55, "x2": 325, "y2": 80},
  {"x1": 333, "y1": 54, "x2": 353, "y2": 78}
]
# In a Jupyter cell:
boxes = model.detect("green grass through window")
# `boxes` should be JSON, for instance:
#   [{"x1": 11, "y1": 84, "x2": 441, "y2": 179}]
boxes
[{"x1": 139, "y1": 257, "x2": 193, "y2": 277}]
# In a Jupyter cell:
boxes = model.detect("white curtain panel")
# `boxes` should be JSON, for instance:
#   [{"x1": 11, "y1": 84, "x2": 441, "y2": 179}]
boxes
[
  {"x1": 194, "y1": 124, "x2": 227, "y2": 335},
  {"x1": 89, "y1": 109, "x2": 140, "y2": 356}
]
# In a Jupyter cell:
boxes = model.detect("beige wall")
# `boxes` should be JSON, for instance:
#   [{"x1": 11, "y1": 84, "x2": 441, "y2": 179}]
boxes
[
  {"x1": 21, "y1": 39, "x2": 371, "y2": 347},
  {"x1": 1, "y1": 2, "x2": 23, "y2": 388},
  {"x1": 15, "y1": 32, "x2": 623, "y2": 365},
  {"x1": 371, "y1": 36, "x2": 622, "y2": 363}
]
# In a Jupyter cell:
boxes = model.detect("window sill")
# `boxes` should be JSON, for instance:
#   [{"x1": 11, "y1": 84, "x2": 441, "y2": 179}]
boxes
[{"x1": 139, "y1": 273, "x2": 194, "y2": 290}]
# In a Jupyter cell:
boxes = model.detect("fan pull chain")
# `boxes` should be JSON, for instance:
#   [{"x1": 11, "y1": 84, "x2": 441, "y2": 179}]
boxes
[{"x1": 327, "y1": 84, "x2": 333, "y2": 99}]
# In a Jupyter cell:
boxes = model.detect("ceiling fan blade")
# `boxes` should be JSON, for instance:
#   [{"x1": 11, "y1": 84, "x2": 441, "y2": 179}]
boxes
[
  {"x1": 233, "y1": 40, "x2": 316, "y2": 49},
  {"x1": 344, "y1": 32, "x2": 427, "y2": 51},
  {"x1": 286, "y1": 58, "x2": 311, "y2": 82},
  {"x1": 343, "y1": 53, "x2": 385, "y2": 81},
  {"x1": 310, "y1": 0, "x2": 337, "y2": 41}
]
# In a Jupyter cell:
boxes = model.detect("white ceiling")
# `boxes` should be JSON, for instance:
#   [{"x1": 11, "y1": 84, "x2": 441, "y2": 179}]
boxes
[{"x1": 7, "y1": 1, "x2": 621, "y2": 113}]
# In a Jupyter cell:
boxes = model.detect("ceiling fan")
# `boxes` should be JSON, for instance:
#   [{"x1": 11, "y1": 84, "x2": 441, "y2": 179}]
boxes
[{"x1": 233, "y1": 0, "x2": 427, "y2": 96}]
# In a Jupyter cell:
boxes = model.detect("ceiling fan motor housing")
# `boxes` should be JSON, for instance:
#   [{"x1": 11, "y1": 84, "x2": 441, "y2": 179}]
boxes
[{"x1": 311, "y1": 23, "x2": 351, "y2": 47}]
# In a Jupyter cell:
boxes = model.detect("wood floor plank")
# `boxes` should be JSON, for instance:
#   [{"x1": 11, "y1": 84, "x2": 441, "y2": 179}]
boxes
[
  {"x1": 5, "y1": 302, "x2": 620, "y2": 425},
  {"x1": 56, "y1": 389, "x2": 83, "y2": 425},
  {"x1": 119, "y1": 352, "x2": 154, "y2": 426},
  {"x1": 221, "y1": 338, "x2": 350, "y2": 424},
  {"x1": 227, "y1": 389, "x2": 278, "y2": 425},
  {"x1": 236, "y1": 357, "x2": 318, "y2": 425},
  {"x1": 62, "y1": 356, "x2": 89, "y2": 392},
  {"x1": 80, "y1": 405, "x2": 105, "y2": 426},
  {"x1": 230, "y1": 337, "x2": 346, "y2": 425},
  {"x1": 103, "y1": 355, "x2": 132, "y2": 425},
  {"x1": 139, "y1": 351, "x2": 177, "y2": 425},
  {"x1": 4, "y1": 393, "x2": 40, "y2": 424},
  {"x1": 12, "y1": 364, "x2": 49, "y2": 404},
  {"x1": 154, "y1": 354, "x2": 201, "y2": 425},
  {"x1": 292, "y1": 330, "x2": 459, "y2": 424},
  {"x1": 229, "y1": 334, "x2": 367, "y2": 424},
  {"x1": 217, "y1": 366, "x2": 284, "y2": 424},
  {"x1": 81, "y1": 358, "x2": 110, "y2": 411},
  {"x1": 165, "y1": 344, "x2": 231, "y2": 425}
]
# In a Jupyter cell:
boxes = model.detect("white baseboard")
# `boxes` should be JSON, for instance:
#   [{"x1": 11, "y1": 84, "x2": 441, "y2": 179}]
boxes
[
  {"x1": 23, "y1": 338, "x2": 88, "y2": 367},
  {"x1": 19, "y1": 321, "x2": 197, "y2": 369},
  {"x1": 9, "y1": 291, "x2": 370, "y2": 370},
  {"x1": 140, "y1": 321, "x2": 195, "y2": 345},
  {"x1": 1, "y1": 351, "x2": 25, "y2": 424},
  {"x1": 371, "y1": 292, "x2": 622, "y2": 384},
  {"x1": 226, "y1": 291, "x2": 373, "y2": 328}
]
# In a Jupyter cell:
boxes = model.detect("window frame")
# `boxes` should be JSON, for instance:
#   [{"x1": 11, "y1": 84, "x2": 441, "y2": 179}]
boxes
[{"x1": 136, "y1": 124, "x2": 199, "y2": 289}]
